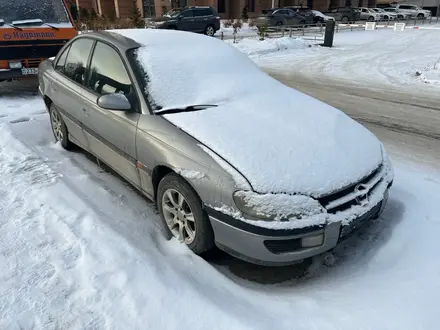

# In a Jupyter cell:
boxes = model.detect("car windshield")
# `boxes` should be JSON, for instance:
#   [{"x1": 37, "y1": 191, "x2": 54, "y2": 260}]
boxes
[
  {"x1": 164, "y1": 9, "x2": 182, "y2": 18},
  {"x1": 0, "y1": 0, "x2": 70, "y2": 24}
]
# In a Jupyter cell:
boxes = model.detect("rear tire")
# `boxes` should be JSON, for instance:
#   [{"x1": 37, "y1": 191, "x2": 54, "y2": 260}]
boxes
[
  {"x1": 204, "y1": 24, "x2": 215, "y2": 36},
  {"x1": 417, "y1": 13, "x2": 424, "y2": 19},
  {"x1": 157, "y1": 173, "x2": 215, "y2": 254},
  {"x1": 49, "y1": 104, "x2": 73, "y2": 150},
  {"x1": 368, "y1": 16, "x2": 375, "y2": 22}
]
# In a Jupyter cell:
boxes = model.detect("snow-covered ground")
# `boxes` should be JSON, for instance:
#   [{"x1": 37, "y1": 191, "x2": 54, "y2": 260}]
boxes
[
  {"x1": 1, "y1": 27, "x2": 440, "y2": 329},
  {"x1": 248, "y1": 28, "x2": 440, "y2": 93}
]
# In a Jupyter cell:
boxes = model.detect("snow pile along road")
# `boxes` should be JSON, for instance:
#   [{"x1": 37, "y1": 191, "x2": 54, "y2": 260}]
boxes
[{"x1": 228, "y1": 36, "x2": 311, "y2": 56}]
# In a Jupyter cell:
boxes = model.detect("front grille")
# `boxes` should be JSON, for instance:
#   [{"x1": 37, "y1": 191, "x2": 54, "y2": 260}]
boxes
[
  {"x1": 264, "y1": 238, "x2": 302, "y2": 254},
  {"x1": 0, "y1": 44, "x2": 65, "y2": 61},
  {"x1": 318, "y1": 165, "x2": 382, "y2": 214}
]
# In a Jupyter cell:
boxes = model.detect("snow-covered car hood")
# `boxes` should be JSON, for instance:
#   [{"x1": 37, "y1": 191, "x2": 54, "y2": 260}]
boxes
[
  {"x1": 164, "y1": 88, "x2": 382, "y2": 197},
  {"x1": 112, "y1": 29, "x2": 383, "y2": 196}
]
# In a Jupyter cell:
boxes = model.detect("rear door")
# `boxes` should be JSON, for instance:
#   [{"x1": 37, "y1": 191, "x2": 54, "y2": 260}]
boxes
[
  {"x1": 177, "y1": 9, "x2": 195, "y2": 31},
  {"x1": 192, "y1": 8, "x2": 214, "y2": 32},
  {"x1": 81, "y1": 41, "x2": 141, "y2": 188},
  {"x1": 51, "y1": 38, "x2": 95, "y2": 149}
]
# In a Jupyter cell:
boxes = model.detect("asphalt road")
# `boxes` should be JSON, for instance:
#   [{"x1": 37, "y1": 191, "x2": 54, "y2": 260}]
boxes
[{"x1": 267, "y1": 72, "x2": 440, "y2": 172}]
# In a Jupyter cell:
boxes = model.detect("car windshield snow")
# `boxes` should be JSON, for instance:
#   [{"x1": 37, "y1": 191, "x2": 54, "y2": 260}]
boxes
[
  {"x1": 164, "y1": 9, "x2": 182, "y2": 18},
  {"x1": 0, "y1": 0, "x2": 70, "y2": 24}
]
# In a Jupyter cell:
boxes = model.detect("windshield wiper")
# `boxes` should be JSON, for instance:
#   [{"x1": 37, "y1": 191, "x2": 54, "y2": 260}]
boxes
[
  {"x1": 154, "y1": 104, "x2": 218, "y2": 115},
  {"x1": 42, "y1": 23, "x2": 59, "y2": 30},
  {"x1": 0, "y1": 19, "x2": 22, "y2": 30}
]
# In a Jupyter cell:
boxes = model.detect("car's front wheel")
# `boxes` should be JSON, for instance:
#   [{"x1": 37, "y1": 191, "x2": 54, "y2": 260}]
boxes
[
  {"x1": 49, "y1": 104, "x2": 73, "y2": 150},
  {"x1": 341, "y1": 16, "x2": 349, "y2": 23},
  {"x1": 157, "y1": 173, "x2": 214, "y2": 254},
  {"x1": 204, "y1": 25, "x2": 215, "y2": 36}
]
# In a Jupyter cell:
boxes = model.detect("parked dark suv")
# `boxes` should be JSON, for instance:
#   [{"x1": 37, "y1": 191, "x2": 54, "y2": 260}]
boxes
[
  {"x1": 323, "y1": 7, "x2": 361, "y2": 23},
  {"x1": 285, "y1": 6, "x2": 315, "y2": 24},
  {"x1": 151, "y1": 6, "x2": 220, "y2": 36}
]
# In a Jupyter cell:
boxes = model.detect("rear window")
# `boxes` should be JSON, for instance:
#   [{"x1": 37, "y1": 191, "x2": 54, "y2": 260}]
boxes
[{"x1": 262, "y1": 9, "x2": 274, "y2": 15}]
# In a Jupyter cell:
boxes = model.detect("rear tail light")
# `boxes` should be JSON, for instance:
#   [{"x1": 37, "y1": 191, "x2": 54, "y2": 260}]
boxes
[{"x1": 216, "y1": 16, "x2": 220, "y2": 21}]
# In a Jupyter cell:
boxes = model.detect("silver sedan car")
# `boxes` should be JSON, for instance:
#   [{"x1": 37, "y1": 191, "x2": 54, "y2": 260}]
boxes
[{"x1": 38, "y1": 29, "x2": 394, "y2": 266}]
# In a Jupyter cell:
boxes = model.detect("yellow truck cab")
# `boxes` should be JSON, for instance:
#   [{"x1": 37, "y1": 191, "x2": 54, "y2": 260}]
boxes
[{"x1": 0, "y1": 0, "x2": 77, "y2": 82}]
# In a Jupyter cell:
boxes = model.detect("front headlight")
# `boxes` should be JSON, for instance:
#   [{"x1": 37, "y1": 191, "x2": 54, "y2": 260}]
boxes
[{"x1": 233, "y1": 191, "x2": 325, "y2": 221}]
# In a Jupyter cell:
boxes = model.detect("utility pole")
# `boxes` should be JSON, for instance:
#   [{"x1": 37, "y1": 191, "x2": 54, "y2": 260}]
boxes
[{"x1": 272, "y1": 0, "x2": 275, "y2": 8}]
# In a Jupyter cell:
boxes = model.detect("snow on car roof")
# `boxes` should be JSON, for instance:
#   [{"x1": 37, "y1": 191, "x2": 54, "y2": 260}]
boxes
[{"x1": 112, "y1": 29, "x2": 382, "y2": 195}]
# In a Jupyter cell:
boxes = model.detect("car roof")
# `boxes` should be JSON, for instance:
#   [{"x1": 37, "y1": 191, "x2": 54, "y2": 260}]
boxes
[{"x1": 74, "y1": 31, "x2": 141, "y2": 51}]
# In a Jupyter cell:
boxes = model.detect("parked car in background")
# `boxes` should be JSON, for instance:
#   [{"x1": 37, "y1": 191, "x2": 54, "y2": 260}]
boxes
[
  {"x1": 383, "y1": 7, "x2": 411, "y2": 19},
  {"x1": 371, "y1": 8, "x2": 396, "y2": 20},
  {"x1": 311, "y1": 10, "x2": 335, "y2": 22},
  {"x1": 37, "y1": 29, "x2": 394, "y2": 266},
  {"x1": 147, "y1": 6, "x2": 220, "y2": 36},
  {"x1": 391, "y1": 4, "x2": 431, "y2": 18},
  {"x1": 285, "y1": 6, "x2": 315, "y2": 24},
  {"x1": 324, "y1": 7, "x2": 361, "y2": 23},
  {"x1": 359, "y1": 7, "x2": 381, "y2": 21},
  {"x1": 256, "y1": 8, "x2": 306, "y2": 27}
]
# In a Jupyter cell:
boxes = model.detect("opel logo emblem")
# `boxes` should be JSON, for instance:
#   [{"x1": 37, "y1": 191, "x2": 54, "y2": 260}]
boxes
[{"x1": 354, "y1": 183, "x2": 369, "y2": 206}]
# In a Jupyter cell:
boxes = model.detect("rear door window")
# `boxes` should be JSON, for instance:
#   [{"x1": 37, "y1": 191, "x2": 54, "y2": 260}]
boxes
[
  {"x1": 63, "y1": 38, "x2": 94, "y2": 85},
  {"x1": 180, "y1": 10, "x2": 194, "y2": 18},
  {"x1": 193, "y1": 8, "x2": 213, "y2": 17}
]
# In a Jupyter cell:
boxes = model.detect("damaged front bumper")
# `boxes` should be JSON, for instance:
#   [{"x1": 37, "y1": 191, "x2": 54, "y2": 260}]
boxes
[{"x1": 206, "y1": 157, "x2": 393, "y2": 266}]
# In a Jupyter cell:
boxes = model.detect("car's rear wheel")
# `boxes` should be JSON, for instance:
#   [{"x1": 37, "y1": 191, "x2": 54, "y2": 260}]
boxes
[
  {"x1": 204, "y1": 25, "x2": 215, "y2": 36},
  {"x1": 49, "y1": 104, "x2": 73, "y2": 150},
  {"x1": 417, "y1": 13, "x2": 424, "y2": 19},
  {"x1": 341, "y1": 16, "x2": 349, "y2": 23},
  {"x1": 368, "y1": 16, "x2": 375, "y2": 22},
  {"x1": 157, "y1": 173, "x2": 214, "y2": 254}
]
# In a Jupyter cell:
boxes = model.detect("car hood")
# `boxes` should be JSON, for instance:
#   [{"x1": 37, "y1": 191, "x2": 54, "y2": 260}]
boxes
[{"x1": 163, "y1": 81, "x2": 383, "y2": 197}]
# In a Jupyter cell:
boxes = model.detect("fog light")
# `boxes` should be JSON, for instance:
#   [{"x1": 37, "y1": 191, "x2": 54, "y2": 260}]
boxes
[
  {"x1": 301, "y1": 234, "x2": 324, "y2": 248},
  {"x1": 9, "y1": 61, "x2": 22, "y2": 69}
]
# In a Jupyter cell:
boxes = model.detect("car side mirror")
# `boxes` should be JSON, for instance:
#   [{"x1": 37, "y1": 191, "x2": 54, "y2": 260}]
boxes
[
  {"x1": 97, "y1": 93, "x2": 132, "y2": 111},
  {"x1": 178, "y1": 15, "x2": 183, "y2": 20}
]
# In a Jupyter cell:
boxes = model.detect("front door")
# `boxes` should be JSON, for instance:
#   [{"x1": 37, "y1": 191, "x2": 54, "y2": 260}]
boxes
[{"x1": 81, "y1": 41, "x2": 141, "y2": 188}]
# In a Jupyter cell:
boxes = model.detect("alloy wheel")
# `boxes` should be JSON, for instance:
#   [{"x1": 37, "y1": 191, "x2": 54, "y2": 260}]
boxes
[
  {"x1": 51, "y1": 109, "x2": 63, "y2": 141},
  {"x1": 206, "y1": 26, "x2": 214, "y2": 36},
  {"x1": 162, "y1": 189, "x2": 196, "y2": 244}
]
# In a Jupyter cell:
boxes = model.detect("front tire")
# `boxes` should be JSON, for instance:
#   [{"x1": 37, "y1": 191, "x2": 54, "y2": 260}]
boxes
[
  {"x1": 417, "y1": 13, "x2": 424, "y2": 19},
  {"x1": 49, "y1": 104, "x2": 73, "y2": 150},
  {"x1": 368, "y1": 16, "x2": 375, "y2": 22},
  {"x1": 341, "y1": 16, "x2": 349, "y2": 23},
  {"x1": 157, "y1": 173, "x2": 214, "y2": 254}
]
